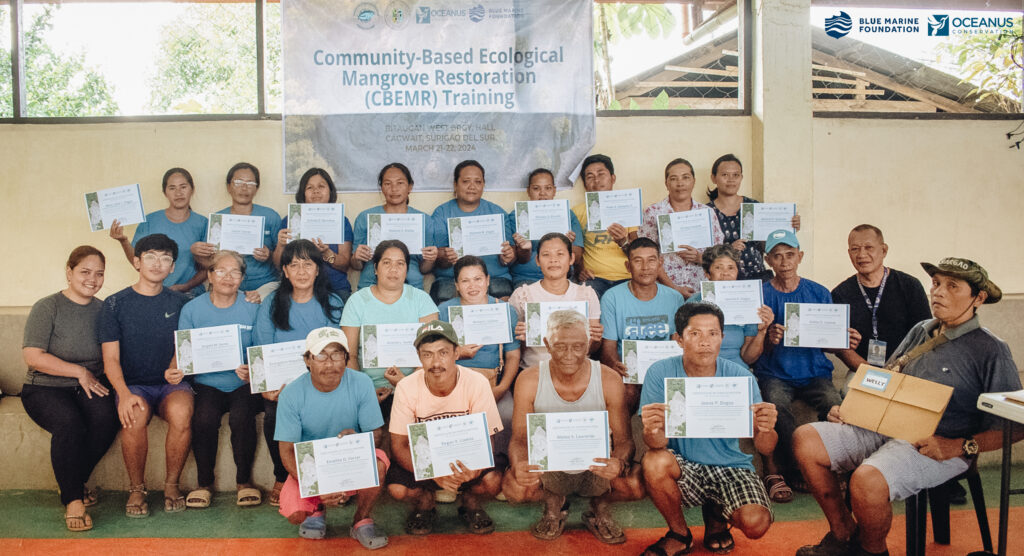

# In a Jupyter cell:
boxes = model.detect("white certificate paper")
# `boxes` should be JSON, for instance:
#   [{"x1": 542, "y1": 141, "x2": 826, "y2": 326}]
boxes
[
  {"x1": 407, "y1": 413, "x2": 495, "y2": 481},
  {"x1": 448, "y1": 304, "x2": 513, "y2": 346},
  {"x1": 527, "y1": 411, "x2": 610, "y2": 472},
  {"x1": 664, "y1": 377, "x2": 754, "y2": 438},
  {"x1": 700, "y1": 280, "x2": 764, "y2": 325},
  {"x1": 175, "y1": 324, "x2": 243, "y2": 375},
  {"x1": 247, "y1": 340, "x2": 308, "y2": 394},
  {"x1": 740, "y1": 203, "x2": 796, "y2": 241},
  {"x1": 525, "y1": 301, "x2": 589, "y2": 347},
  {"x1": 288, "y1": 203, "x2": 344, "y2": 245},
  {"x1": 448, "y1": 214, "x2": 505, "y2": 258},
  {"x1": 657, "y1": 209, "x2": 715, "y2": 252},
  {"x1": 85, "y1": 184, "x2": 146, "y2": 231},
  {"x1": 360, "y1": 323, "x2": 421, "y2": 368},
  {"x1": 622, "y1": 340, "x2": 683, "y2": 385},
  {"x1": 294, "y1": 432, "x2": 379, "y2": 498},
  {"x1": 585, "y1": 189, "x2": 643, "y2": 231},
  {"x1": 784, "y1": 303, "x2": 850, "y2": 349},
  {"x1": 367, "y1": 213, "x2": 425, "y2": 254},
  {"x1": 207, "y1": 213, "x2": 265, "y2": 254},
  {"x1": 514, "y1": 200, "x2": 571, "y2": 240}
]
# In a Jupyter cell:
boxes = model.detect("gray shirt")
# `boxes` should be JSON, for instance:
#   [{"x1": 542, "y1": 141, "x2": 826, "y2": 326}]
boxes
[
  {"x1": 534, "y1": 359, "x2": 606, "y2": 414},
  {"x1": 23, "y1": 292, "x2": 103, "y2": 388}
]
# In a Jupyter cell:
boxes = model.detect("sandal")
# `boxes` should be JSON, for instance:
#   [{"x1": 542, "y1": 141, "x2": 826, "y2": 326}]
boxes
[
  {"x1": 582, "y1": 509, "x2": 627, "y2": 545},
  {"x1": 236, "y1": 487, "x2": 262, "y2": 507},
  {"x1": 164, "y1": 483, "x2": 186, "y2": 513},
  {"x1": 64, "y1": 509, "x2": 93, "y2": 532},
  {"x1": 404, "y1": 507, "x2": 437, "y2": 536},
  {"x1": 269, "y1": 482, "x2": 283, "y2": 507},
  {"x1": 299, "y1": 512, "x2": 326, "y2": 540},
  {"x1": 642, "y1": 529, "x2": 694, "y2": 556},
  {"x1": 125, "y1": 484, "x2": 149, "y2": 519},
  {"x1": 186, "y1": 488, "x2": 212, "y2": 508},
  {"x1": 82, "y1": 485, "x2": 98, "y2": 507},
  {"x1": 458, "y1": 506, "x2": 495, "y2": 535},
  {"x1": 764, "y1": 473, "x2": 794, "y2": 504},
  {"x1": 531, "y1": 498, "x2": 569, "y2": 541},
  {"x1": 702, "y1": 503, "x2": 735, "y2": 554},
  {"x1": 350, "y1": 518, "x2": 388, "y2": 549}
]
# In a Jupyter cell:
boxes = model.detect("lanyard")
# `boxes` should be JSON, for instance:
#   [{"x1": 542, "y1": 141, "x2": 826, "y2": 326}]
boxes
[{"x1": 856, "y1": 267, "x2": 889, "y2": 340}]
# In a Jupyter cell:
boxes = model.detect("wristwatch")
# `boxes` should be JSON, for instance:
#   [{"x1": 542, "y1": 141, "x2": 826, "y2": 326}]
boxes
[
  {"x1": 962, "y1": 437, "x2": 980, "y2": 457},
  {"x1": 324, "y1": 253, "x2": 337, "y2": 265}
]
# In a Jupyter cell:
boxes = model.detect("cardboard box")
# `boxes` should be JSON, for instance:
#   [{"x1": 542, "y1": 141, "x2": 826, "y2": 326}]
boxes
[{"x1": 839, "y1": 364, "x2": 953, "y2": 443}]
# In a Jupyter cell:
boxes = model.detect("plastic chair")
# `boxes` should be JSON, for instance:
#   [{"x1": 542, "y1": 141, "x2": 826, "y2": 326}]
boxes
[{"x1": 905, "y1": 462, "x2": 993, "y2": 556}]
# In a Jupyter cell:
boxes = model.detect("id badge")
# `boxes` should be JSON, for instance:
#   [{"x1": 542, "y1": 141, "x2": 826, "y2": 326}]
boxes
[{"x1": 867, "y1": 339, "x2": 887, "y2": 366}]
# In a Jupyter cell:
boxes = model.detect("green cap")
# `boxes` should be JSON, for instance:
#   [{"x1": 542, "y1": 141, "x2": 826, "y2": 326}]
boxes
[
  {"x1": 413, "y1": 319, "x2": 460, "y2": 348},
  {"x1": 921, "y1": 257, "x2": 1001, "y2": 304}
]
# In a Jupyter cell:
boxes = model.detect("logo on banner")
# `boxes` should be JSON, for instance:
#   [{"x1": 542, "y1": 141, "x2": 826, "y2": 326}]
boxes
[
  {"x1": 469, "y1": 4, "x2": 485, "y2": 22},
  {"x1": 385, "y1": 1, "x2": 411, "y2": 29},
  {"x1": 825, "y1": 11, "x2": 852, "y2": 38},
  {"x1": 355, "y1": 3, "x2": 378, "y2": 29},
  {"x1": 928, "y1": 15, "x2": 949, "y2": 36},
  {"x1": 416, "y1": 6, "x2": 430, "y2": 24}
]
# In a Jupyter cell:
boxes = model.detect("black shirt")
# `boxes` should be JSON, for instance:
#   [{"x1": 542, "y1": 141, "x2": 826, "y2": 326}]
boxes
[{"x1": 831, "y1": 268, "x2": 931, "y2": 362}]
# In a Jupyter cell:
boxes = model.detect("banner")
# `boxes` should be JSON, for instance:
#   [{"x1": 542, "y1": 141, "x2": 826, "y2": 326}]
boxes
[{"x1": 282, "y1": 0, "x2": 595, "y2": 193}]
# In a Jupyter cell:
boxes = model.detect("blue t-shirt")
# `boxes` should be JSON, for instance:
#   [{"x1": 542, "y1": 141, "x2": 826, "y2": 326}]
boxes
[
  {"x1": 352, "y1": 205, "x2": 429, "y2": 290},
  {"x1": 253, "y1": 291, "x2": 344, "y2": 345},
  {"x1": 216, "y1": 204, "x2": 282, "y2": 291},
  {"x1": 99, "y1": 286, "x2": 188, "y2": 386},
  {"x1": 507, "y1": 208, "x2": 584, "y2": 283},
  {"x1": 755, "y1": 278, "x2": 834, "y2": 385},
  {"x1": 275, "y1": 371, "x2": 384, "y2": 443},
  {"x1": 686, "y1": 292, "x2": 758, "y2": 369},
  {"x1": 281, "y1": 214, "x2": 354, "y2": 294},
  {"x1": 601, "y1": 282, "x2": 684, "y2": 349},
  {"x1": 178, "y1": 292, "x2": 259, "y2": 392},
  {"x1": 431, "y1": 198, "x2": 513, "y2": 281},
  {"x1": 132, "y1": 209, "x2": 208, "y2": 292},
  {"x1": 438, "y1": 296, "x2": 520, "y2": 370},
  {"x1": 640, "y1": 356, "x2": 762, "y2": 471}
]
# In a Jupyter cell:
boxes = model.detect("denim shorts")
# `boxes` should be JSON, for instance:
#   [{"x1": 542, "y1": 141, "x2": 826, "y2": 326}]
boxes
[{"x1": 122, "y1": 382, "x2": 194, "y2": 409}]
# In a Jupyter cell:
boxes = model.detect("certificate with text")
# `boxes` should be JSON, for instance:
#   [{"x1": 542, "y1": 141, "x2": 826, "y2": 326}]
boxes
[
  {"x1": 448, "y1": 214, "x2": 505, "y2": 257},
  {"x1": 367, "y1": 213, "x2": 425, "y2": 253},
  {"x1": 622, "y1": 340, "x2": 684, "y2": 385},
  {"x1": 514, "y1": 200, "x2": 571, "y2": 240},
  {"x1": 525, "y1": 300, "x2": 588, "y2": 347},
  {"x1": 175, "y1": 324, "x2": 243, "y2": 375},
  {"x1": 85, "y1": 184, "x2": 146, "y2": 232},
  {"x1": 700, "y1": 280, "x2": 763, "y2": 326},
  {"x1": 740, "y1": 203, "x2": 796, "y2": 241},
  {"x1": 360, "y1": 323, "x2": 421, "y2": 368},
  {"x1": 527, "y1": 411, "x2": 609, "y2": 472},
  {"x1": 657, "y1": 209, "x2": 715, "y2": 252},
  {"x1": 293, "y1": 432, "x2": 379, "y2": 498},
  {"x1": 207, "y1": 213, "x2": 265, "y2": 254},
  {"x1": 448, "y1": 303, "x2": 513, "y2": 346},
  {"x1": 407, "y1": 413, "x2": 495, "y2": 481},
  {"x1": 784, "y1": 303, "x2": 850, "y2": 349},
  {"x1": 664, "y1": 376, "x2": 754, "y2": 438},
  {"x1": 585, "y1": 189, "x2": 643, "y2": 231},
  {"x1": 288, "y1": 203, "x2": 345, "y2": 245},
  {"x1": 247, "y1": 340, "x2": 308, "y2": 394}
]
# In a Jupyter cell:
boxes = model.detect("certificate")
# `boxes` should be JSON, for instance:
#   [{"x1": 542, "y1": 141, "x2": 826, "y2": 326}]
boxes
[
  {"x1": 514, "y1": 200, "x2": 571, "y2": 240},
  {"x1": 360, "y1": 323, "x2": 421, "y2": 368},
  {"x1": 207, "y1": 213, "x2": 265, "y2": 254},
  {"x1": 527, "y1": 411, "x2": 609, "y2": 472},
  {"x1": 700, "y1": 280, "x2": 763, "y2": 325},
  {"x1": 174, "y1": 324, "x2": 243, "y2": 375},
  {"x1": 448, "y1": 214, "x2": 505, "y2": 257},
  {"x1": 657, "y1": 209, "x2": 715, "y2": 252},
  {"x1": 293, "y1": 432, "x2": 380, "y2": 498},
  {"x1": 622, "y1": 340, "x2": 683, "y2": 385},
  {"x1": 525, "y1": 301, "x2": 588, "y2": 347},
  {"x1": 367, "y1": 213, "x2": 425, "y2": 253},
  {"x1": 288, "y1": 203, "x2": 344, "y2": 245},
  {"x1": 448, "y1": 303, "x2": 513, "y2": 346},
  {"x1": 247, "y1": 340, "x2": 308, "y2": 394},
  {"x1": 784, "y1": 303, "x2": 850, "y2": 349},
  {"x1": 585, "y1": 189, "x2": 643, "y2": 231},
  {"x1": 85, "y1": 184, "x2": 146, "y2": 231},
  {"x1": 664, "y1": 377, "x2": 754, "y2": 438},
  {"x1": 740, "y1": 203, "x2": 796, "y2": 241},
  {"x1": 407, "y1": 413, "x2": 495, "y2": 481}
]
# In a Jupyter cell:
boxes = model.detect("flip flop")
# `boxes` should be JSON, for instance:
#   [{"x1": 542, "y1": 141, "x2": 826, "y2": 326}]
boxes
[
  {"x1": 269, "y1": 482, "x2": 283, "y2": 507},
  {"x1": 236, "y1": 487, "x2": 262, "y2": 507},
  {"x1": 531, "y1": 498, "x2": 569, "y2": 541},
  {"x1": 458, "y1": 506, "x2": 495, "y2": 535},
  {"x1": 350, "y1": 518, "x2": 388, "y2": 550},
  {"x1": 164, "y1": 494, "x2": 186, "y2": 513},
  {"x1": 64, "y1": 511, "x2": 93, "y2": 532},
  {"x1": 82, "y1": 486, "x2": 98, "y2": 507},
  {"x1": 764, "y1": 473, "x2": 794, "y2": 504},
  {"x1": 125, "y1": 484, "x2": 149, "y2": 519},
  {"x1": 186, "y1": 488, "x2": 212, "y2": 509},
  {"x1": 582, "y1": 509, "x2": 627, "y2": 545}
]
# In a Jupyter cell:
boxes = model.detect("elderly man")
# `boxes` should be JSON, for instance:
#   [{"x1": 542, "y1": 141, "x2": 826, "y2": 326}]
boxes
[
  {"x1": 640, "y1": 302, "x2": 778, "y2": 555},
  {"x1": 503, "y1": 309, "x2": 642, "y2": 545},
  {"x1": 387, "y1": 320, "x2": 504, "y2": 536},
  {"x1": 794, "y1": 258, "x2": 1020, "y2": 556},
  {"x1": 273, "y1": 327, "x2": 388, "y2": 547},
  {"x1": 572, "y1": 154, "x2": 638, "y2": 298}
]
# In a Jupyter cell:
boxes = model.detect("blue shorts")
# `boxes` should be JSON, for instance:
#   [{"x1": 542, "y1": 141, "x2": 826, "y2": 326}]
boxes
[{"x1": 122, "y1": 382, "x2": 194, "y2": 409}]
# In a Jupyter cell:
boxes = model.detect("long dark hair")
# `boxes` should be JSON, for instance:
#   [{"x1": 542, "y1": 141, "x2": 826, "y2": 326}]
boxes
[
  {"x1": 295, "y1": 168, "x2": 337, "y2": 204},
  {"x1": 271, "y1": 240, "x2": 341, "y2": 330},
  {"x1": 707, "y1": 153, "x2": 742, "y2": 201}
]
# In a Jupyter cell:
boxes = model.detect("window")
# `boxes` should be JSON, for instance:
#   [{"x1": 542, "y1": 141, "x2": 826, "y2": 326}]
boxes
[{"x1": 0, "y1": 2, "x2": 13, "y2": 118}]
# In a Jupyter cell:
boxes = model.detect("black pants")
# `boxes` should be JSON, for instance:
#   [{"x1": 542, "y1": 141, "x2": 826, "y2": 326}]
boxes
[
  {"x1": 262, "y1": 398, "x2": 289, "y2": 483},
  {"x1": 21, "y1": 381, "x2": 120, "y2": 505},
  {"x1": 191, "y1": 382, "x2": 262, "y2": 486}
]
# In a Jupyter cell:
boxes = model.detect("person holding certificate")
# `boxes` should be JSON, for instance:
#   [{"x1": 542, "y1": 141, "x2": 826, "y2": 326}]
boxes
[
  {"x1": 706, "y1": 154, "x2": 800, "y2": 281},
  {"x1": 351, "y1": 163, "x2": 437, "y2": 292},
  {"x1": 639, "y1": 302, "x2": 778, "y2": 555},
  {"x1": 387, "y1": 321, "x2": 504, "y2": 536},
  {"x1": 164, "y1": 250, "x2": 261, "y2": 509},
  {"x1": 273, "y1": 168, "x2": 355, "y2": 301},
  {"x1": 637, "y1": 158, "x2": 724, "y2": 298},
  {"x1": 571, "y1": 154, "x2": 637, "y2": 298},
  {"x1": 503, "y1": 310, "x2": 641, "y2": 545},
  {"x1": 508, "y1": 168, "x2": 584, "y2": 289},
  {"x1": 274, "y1": 327, "x2": 389, "y2": 547},
  {"x1": 21, "y1": 246, "x2": 119, "y2": 532},
  {"x1": 192, "y1": 162, "x2": 282, "y2": 302},
  {"x1": 109, "y1": 168, "x2": 209, "y2": 296},
  {"x1": 254, "y1": 239, "x2": 344, "y2": 507},
  {"x1": 430, "y1": 160, "x2": 516, "y2": 304}
]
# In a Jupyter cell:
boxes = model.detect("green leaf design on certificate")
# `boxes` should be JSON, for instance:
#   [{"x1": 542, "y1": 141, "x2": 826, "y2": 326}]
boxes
[
  {"x1": 362, "y1": 325, "x2": 379, "y2": 367},
  {"x1": 657, "y1": 214, "x2": 673, "y2": 253},
  {"x1": 295, "y1": 442, "x2": 319, "y2": 496},
  {"x1": 740, "y1": 204, "x2": 755, "y2": 240},
  {"x1": 586, "y1": 192, "x2": 601, "y2": 230},
  {"x1": 526, "y1": 303, "x2": 542, "y2": 346},
  {"x1": 176, "y1": 330, "x2": 194, "y2": 374},
  {"x1": 85, "y1": 192, "x2": 102, "y2": 231},
  {"x1": 515, "y1": 202, "x2": 529, "y2": 239},
  {"x1": 409, "y1": 423, "x2": 434, "y2": 479},
  {"x1": 665, "y1": 378, "x2": 687, "y2": 437},
  {"x1": 527, "y1": 414, "x2": 549, "y2": 470}
]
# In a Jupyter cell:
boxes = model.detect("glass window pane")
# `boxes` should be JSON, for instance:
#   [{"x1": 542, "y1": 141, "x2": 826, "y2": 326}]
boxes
[
  {"x1": 265, "y1": 0, "x2": 282, "y2": 113},
  {"x1": 0, "y1": 2, "x2": 13, "y2": 118}
]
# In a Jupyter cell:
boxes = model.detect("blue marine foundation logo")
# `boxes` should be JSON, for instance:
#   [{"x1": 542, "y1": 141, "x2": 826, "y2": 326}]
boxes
[
  {"x1": 825, "y1": 11, "x2": 853, "y2": 38},
  {"x1": 469, "y1": 4, "x2": 485, "y2": 22},
  {"x1": 928, "y1": 15, "x2": 950, "y2": 36}
]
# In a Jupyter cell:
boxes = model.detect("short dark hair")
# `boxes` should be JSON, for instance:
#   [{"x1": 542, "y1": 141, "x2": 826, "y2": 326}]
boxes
[
  {"x1": 582, "y1": 154, "x2": 614, "y2": 176},
  {"x1": 851, "y1": 224, "x2": 884, "y2": 243},
  {"x1": 417, "y1": 333, "x2": 455, "y2": 349},
  {"x1": 701, "y1": 244, "x2": 741, "y2": 274},
  {"x1": 67, "y1": 245, "x2": 105, "y2": 269},
  {"x1": 664, "y1": 158, "x2": 694, "y2": 179},
  {"x1": 134, "y1": 233, "x2": 178, "y2": 261},
  {"x1": 527, "y1": 168, "x2": 553, "y2": 185},
  {"x1": 372, "y1": 239, "x2": 411, "y2": 269},
  {"x1": 625, "y1": 237, "x2": 660, "y2": 257},
  {"x1": 675, "y1": 302, "x2": 724, "y2": 333},
  {"x1": 537, "y1": 232, "x2": 572, "y2": 253},
  {"x1": 378, "y1": 162, "x2": 414, "y2": 189},
  {"x1": 295, "y1": 168, "x2": 337, "y2": 204},
  {"x1": 226, "y1": 162, "x2": 260, "y2": 187},
  {"x1": 162, "y1": 168, "x2": 194, "y2": 193},
  {"x1": 454, "y1": 160, "x2": 485, "y2": 183},
  {"x1": 454, "y1": 255, "x2": 488, "y2": 280},
  {"x1": 708, "y1": 154, "x2": 743, "y2": 201}
]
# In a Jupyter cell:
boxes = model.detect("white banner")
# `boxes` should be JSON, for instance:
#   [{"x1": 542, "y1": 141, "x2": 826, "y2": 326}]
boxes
[{"x1": 282, "y1": 0, "x2": 595, "y2": 193}]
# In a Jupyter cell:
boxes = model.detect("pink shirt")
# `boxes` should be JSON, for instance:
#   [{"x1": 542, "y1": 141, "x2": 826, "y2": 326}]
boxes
[
  {"x1": 508, "y1": 281, "x2": 601, "y2": 368},
  {"x1": 389, "y1": 366, "x2": 503, "y2": 436},
  {"x1": 639, "y1": 197, "x2": 725, "y2": 291}
]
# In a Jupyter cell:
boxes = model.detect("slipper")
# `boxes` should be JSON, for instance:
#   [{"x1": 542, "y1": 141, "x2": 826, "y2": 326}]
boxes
[
  {"x1": 82, "y1": 486, "x2": 98, "y2": 507},
  {"x1": 164, "y1": 494, "x2": 186, "y2": 513},
  {"x1": 582, "y1": 509, "x2": 627, "y2": 545},
  {"x1": 299, "y1": 513, "x2": 326, "y2": 540},
  {"x1": 764, "y1": 473, "x2": 794, "y2": 504},
  {"x1": 642, "y1": 528, "x2": 694, "y2": 556},
  {"x1": 458, "y1": 506, "x2": 495, "y2": 535},
  {"x1": 531, "y1": 498, "x2": 569, "y2": 541},
  {"x1": 404, "y1": 508, "x2": 437, "y2": 536},
  {"x1": 125, "y1": 484, "x2": 149, "y2": 519},
  {"x1": 702, "y1": 503, "x2": 735, "y2": 554},
  {"x1": 236, "y1": 487, "x2": 262, "y2": 507},
  {"x1": 350, "y1": 518, "x2": 388, "y2": 550},
  {"x1": 186, "y1": 488, "x2": 212, "y2": 509},
  {"x1": 64, "y1": 510, "x2": 93, "y2": 532},
  {"x1": 269, "y1": 482, "x2": 283, "y2": 507}
]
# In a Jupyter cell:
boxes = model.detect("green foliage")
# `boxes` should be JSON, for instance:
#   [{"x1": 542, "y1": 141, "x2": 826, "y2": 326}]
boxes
[
  {"x1": 593, "y1": 3, "x2": 677, "y2": 109},
  {"x1": 937, "y1": 19, "x2": 1023, "y2": 112}
]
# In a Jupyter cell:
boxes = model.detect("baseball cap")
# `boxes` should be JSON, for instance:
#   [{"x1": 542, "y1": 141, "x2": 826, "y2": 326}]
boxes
[
  {"x1": 304, "y1": 327, "x2": 349, "y2": 356},
  {"x1": 414, "y1": 320, "x2": 460, "y2": 348},
  {"x1": 921, "y1": 257, "x2": 1002, "y2": 304},
  {"x1": 765, "y1": 229, "x2": 800, "y2": 254}
]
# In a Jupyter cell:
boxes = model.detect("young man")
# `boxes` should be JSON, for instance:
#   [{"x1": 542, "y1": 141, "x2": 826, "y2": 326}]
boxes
[
  {"x1": 509, "y1": 168, "x2": 584, "y2": 289},
  {"x1": 640, "y1": 302, "x2": 778, "y2": 554},
  {"x1": 571, "y1": 154, "x2": 637, "y2": 298},
  {"x1": 274, "y1": 327, "x2": 388, "y2": 548},
  {"x1": 100, "y1": 233, "x2": 192, "y2": 517},
  {"x1": 387, "y1": 320, "x2": 505, "y2": 536},
  {"x1": 503, "y1": 310, "x2": 642, "y2": 545},
  {"x1": 795, "y1": 258, "x2": 1020, "y2": 556}
]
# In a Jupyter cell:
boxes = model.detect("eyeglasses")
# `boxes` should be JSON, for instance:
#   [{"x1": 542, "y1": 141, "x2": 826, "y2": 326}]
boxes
[
  {"x1": 312, "y1": 352, "x2": 346, "y2": 362},
  {"x1": 212, "y1": 268, "x2": 243, "y2": 279},
  {"x1": 232, "y1": 179, "x2": 259, "y2": 189},
  {"x1": 286, "y1": 260, "x2": 318, "y2": 272},
  {"x1": 141, "y1": 253, "x2": 174, "y2": 266}
]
